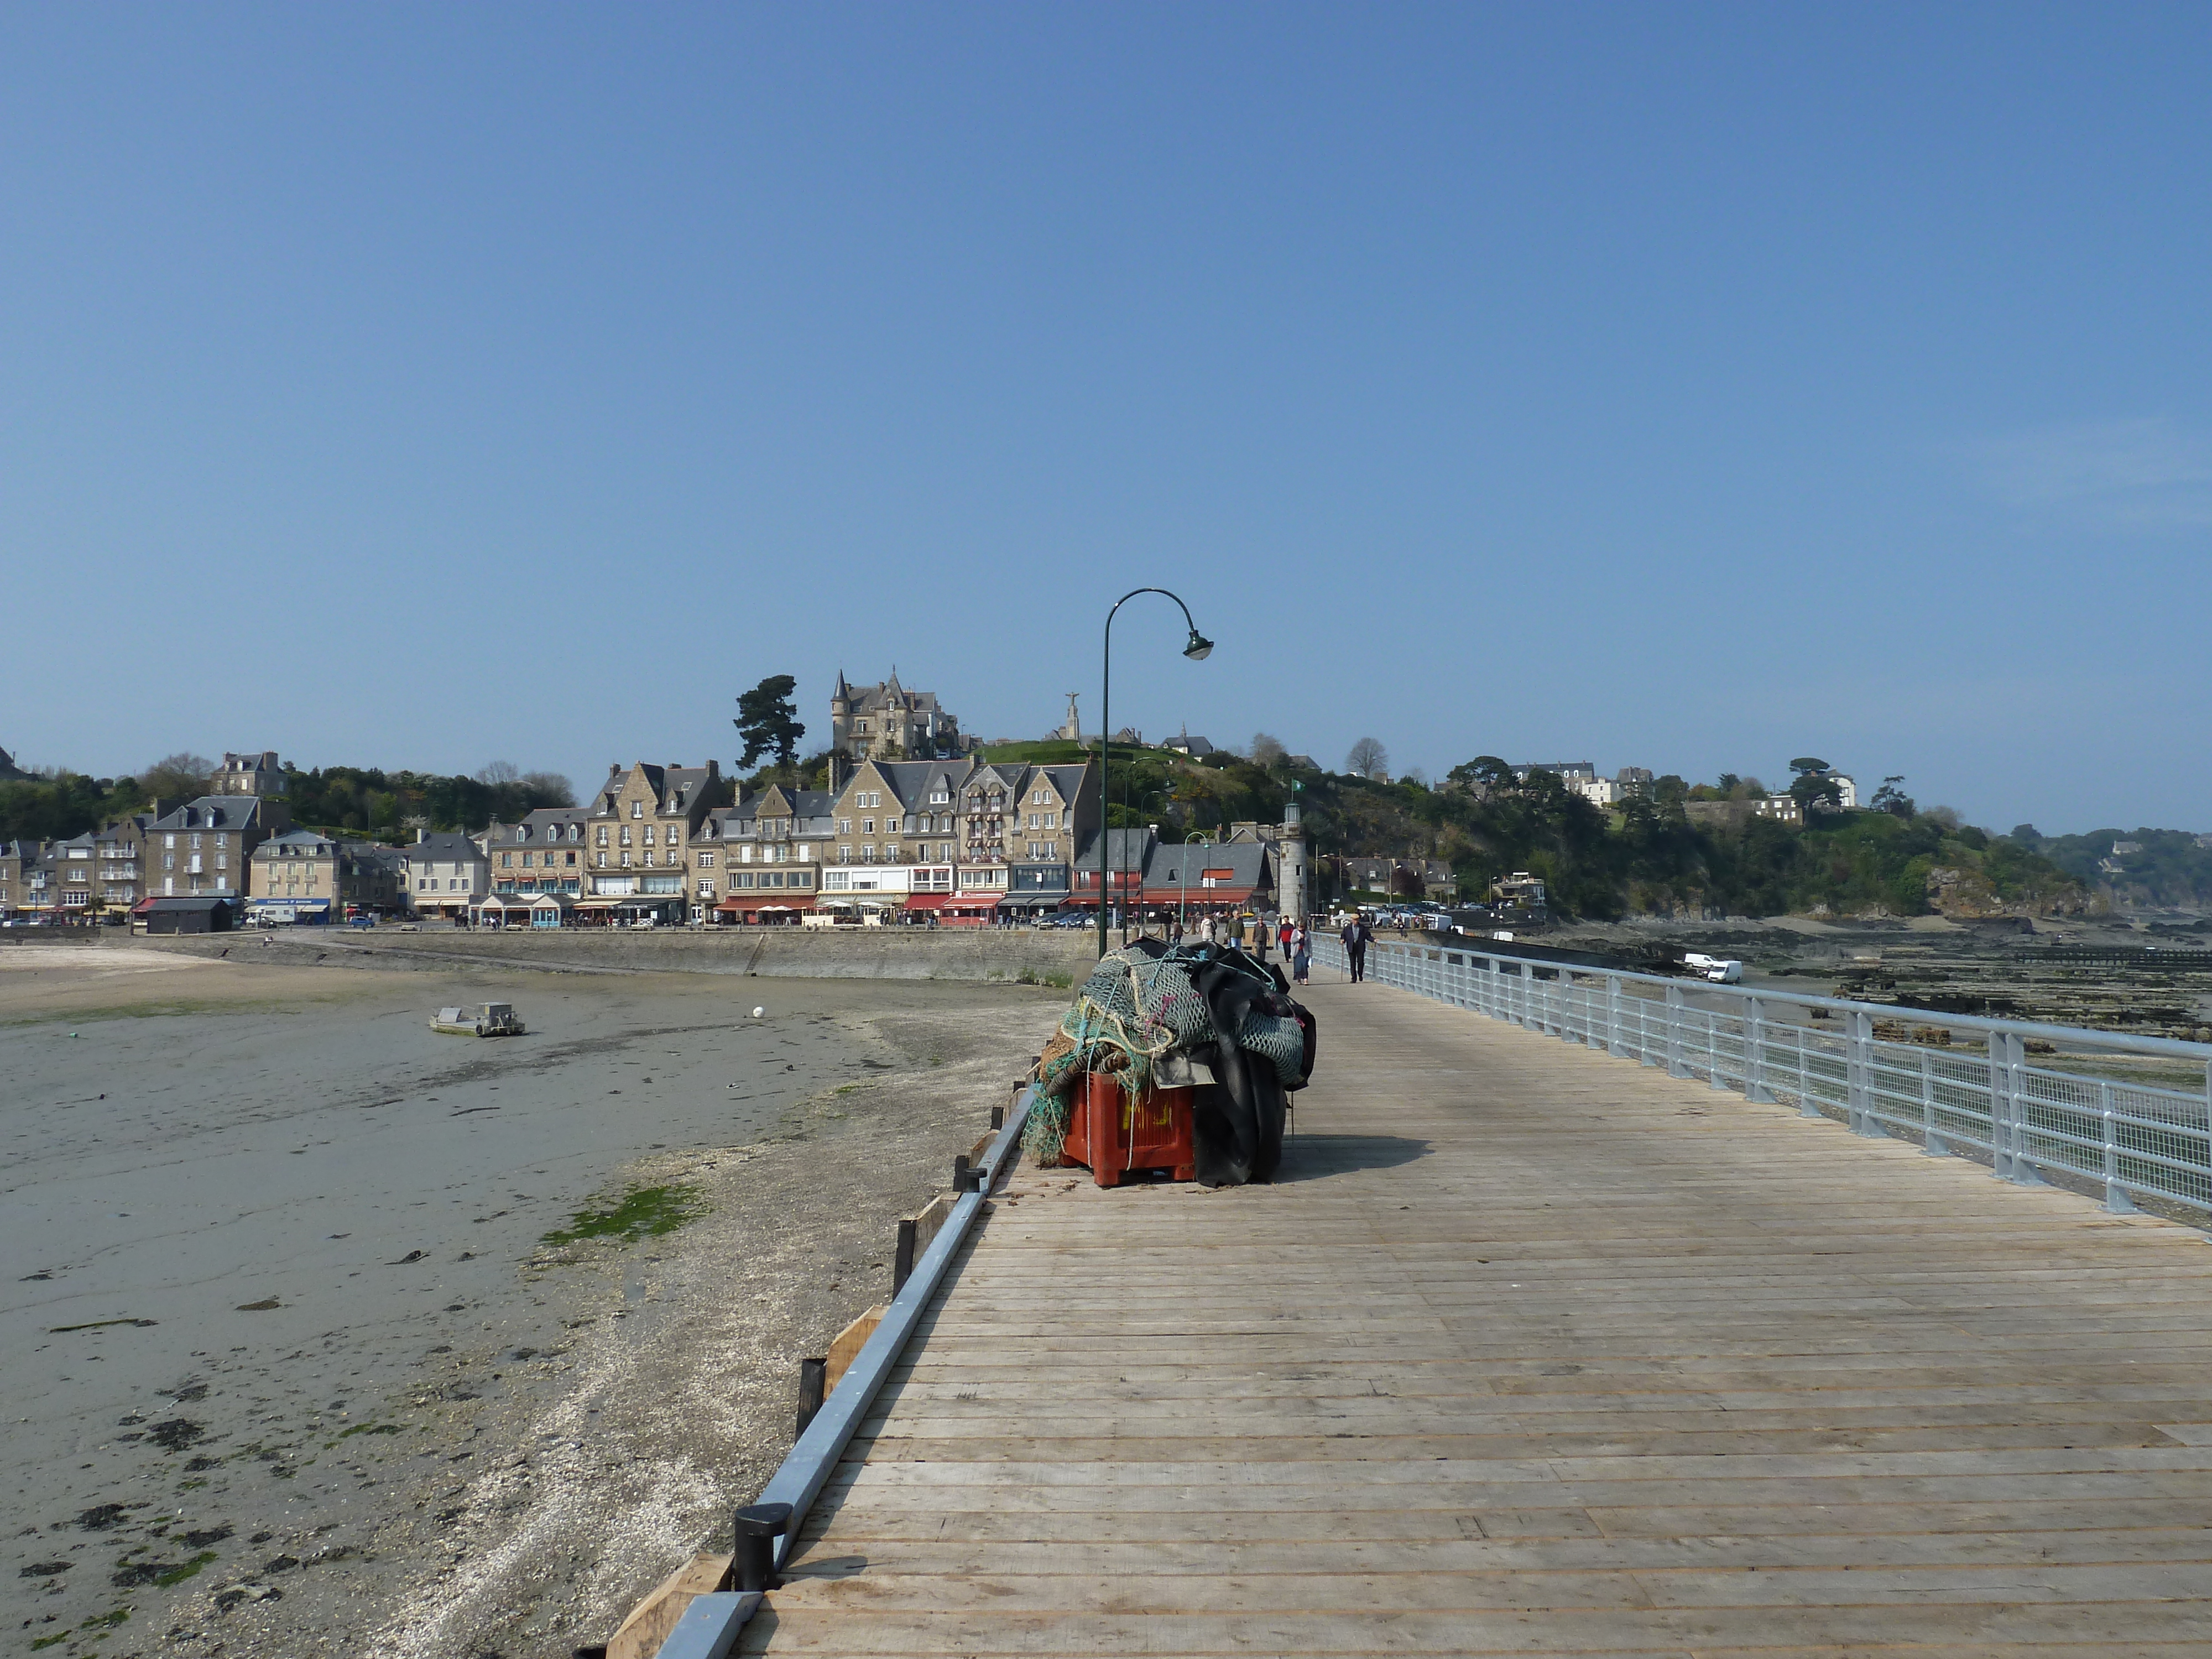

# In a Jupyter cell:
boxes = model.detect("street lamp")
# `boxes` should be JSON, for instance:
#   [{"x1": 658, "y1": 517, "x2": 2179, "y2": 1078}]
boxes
[
  {"x1": 1098, "y1": 588, "x2": 1213, "y2": 959},
  {"x1": 1178, "y1": 829, "x2": 1208, "y2": 938}
]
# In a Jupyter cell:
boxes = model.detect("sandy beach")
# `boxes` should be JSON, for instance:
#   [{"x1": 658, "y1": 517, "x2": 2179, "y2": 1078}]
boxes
[{"x1": 2, "y1": 941, "x2": 1056, "y2": 1658}]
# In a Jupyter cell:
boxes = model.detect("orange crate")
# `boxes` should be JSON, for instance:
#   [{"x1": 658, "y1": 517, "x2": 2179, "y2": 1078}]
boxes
[{"x1": 1063, "y1": 1072, "x2": 1197, "y2": 1188}]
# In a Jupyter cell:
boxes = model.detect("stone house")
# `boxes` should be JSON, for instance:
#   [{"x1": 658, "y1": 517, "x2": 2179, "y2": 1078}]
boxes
[
  {"x1": 144, "y1": 795, "x2": 290, "y2": 902},
  {"x1": 582, "y1": 761, "x2": 722, "y2": 924},
  {"x1": 248, "y1": 827, "x2": 403, "y2": 921},
  {"x1": 401, "y1": 828, "x2": 493, "y2": 920},
  {"x1": 830, "y1": 670, "x2": 966, "y2": 760},
  {"x1": 700, "y1": 785, "x2": 835, "y2": 922},
  {"x1": 485, "y1": 809, "x2": 593, "y2": 901}
]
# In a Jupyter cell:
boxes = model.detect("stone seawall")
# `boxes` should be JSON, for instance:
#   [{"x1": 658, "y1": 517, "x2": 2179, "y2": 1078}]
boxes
[{"x1": 102, "y1": 926, "x2": 1099, "y2": 984}]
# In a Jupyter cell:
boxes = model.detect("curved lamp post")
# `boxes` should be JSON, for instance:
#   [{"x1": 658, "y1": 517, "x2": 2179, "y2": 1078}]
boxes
[
  {"x1": 1178, "y1": 829, "x2": 1209, "y2": 938},
  {"x1": 1098, "y1": 588, "x2": 1212, "y2": 959}
]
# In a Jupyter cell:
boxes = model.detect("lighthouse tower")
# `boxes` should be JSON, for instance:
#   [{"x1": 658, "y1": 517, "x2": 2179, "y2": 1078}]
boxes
[{"x1": 1279, "y1": 796, "x2": 1308, "y2": 922}]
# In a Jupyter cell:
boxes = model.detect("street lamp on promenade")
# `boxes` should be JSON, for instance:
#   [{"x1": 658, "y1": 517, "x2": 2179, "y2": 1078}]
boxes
[
  {"x1": 1097, "y1": 588, "x2": 1212, "y2": 960},
  {"x1": 1178, "y1": 829, "x2": 1209, "y2": 937}
]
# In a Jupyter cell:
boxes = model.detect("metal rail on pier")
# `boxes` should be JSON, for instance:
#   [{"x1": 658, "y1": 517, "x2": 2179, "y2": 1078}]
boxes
[
  {"x1": 1316, "y1": 934, "x2": 2212, "y2": 1218},
  {"x1": 651, "y1": 1087, "x2": 1036, "y2": 1658}
]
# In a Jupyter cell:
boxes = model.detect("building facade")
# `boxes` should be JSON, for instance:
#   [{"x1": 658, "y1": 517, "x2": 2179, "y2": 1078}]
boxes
[
  {"x1": 582, "y1": 761, "x2": 722, "y2": 924},
  {"x1": 400, "y1": 829, "x2": 492, "y2": 919},
  {"x1": 829, "y1": 671, "x2": 967, "y2": 760},
  {"x1": 143, "y1": 795, "x2": 290, "y2": 903},
  {"x1": 248, "y1": 828, "x2": 403, "y2": 922},
  {"x1": 486, "y1": 809, "x2": 592, "y2": 902},
  {"x1": 702, "y1": 785, "x2": 833, "y2": 923},
  {"x1": 211, "y1": 751, "x2": 286, "y2": 797}
]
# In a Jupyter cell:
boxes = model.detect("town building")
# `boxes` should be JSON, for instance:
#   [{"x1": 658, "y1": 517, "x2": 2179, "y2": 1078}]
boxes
[
  {"x1": 820, "y1": 757, "x2": 963, "y2": 915},
  {"x1": 830, "y1": 671, "x2": 967, "y2": 760},
  {"x1": 1140, "y1": 836, "x2": 1275, "y2": 917},
  {"x1": 143, "y1": 794, "x2": 290, "y2": 904},
  {"x1": 399, "y1": 829, "x2": 491, "y2": 920},
  {"x1": 701, "y1": 784, "x2": 834, "y2": 924},
  {"x1": 90, "y1": 815, "x2": 155, "y2": 914},
  {"x1": 0, "y1": 840, "x2": 30, "y2": 916},
  {"x1": 211, "y1": 751, "x2": 286, "y2": 797},
  {"x1": 1164, "y1": 727, "x2": 1217, "y2": 758},
  {"x1": 248, "y1": 828, "x2": 403, "y2": 922},
  {"x1": 1070, "y1": 826, "x2": 1156, "y2": 919},
  {"x1": 0, "y1": 747, "x2": 31, "y2": 781},
  {"x1": 1000, "y1": 761, "x2": 1095, "y2": 917},
  {"x1": 581, "y1": 761, "x2": 722, "y2": 925},
  {"x1": 485, "y1": 808, "x2": 592, "y2": 904}
]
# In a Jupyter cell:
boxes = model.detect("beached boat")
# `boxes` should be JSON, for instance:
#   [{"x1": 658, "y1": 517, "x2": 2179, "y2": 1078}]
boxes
[{"x1": 429, "y1": 1003, "x2": 525, "y2": 1037}]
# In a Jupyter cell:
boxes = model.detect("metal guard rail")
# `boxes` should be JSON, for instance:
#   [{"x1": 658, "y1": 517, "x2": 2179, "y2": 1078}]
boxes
[
  {"x1": 1313, "y1": 935, "x2": 2212, "y2": 1219},
  {"x1": 652, "y1": 1087, "x2": 1036, "y2": 1658}
]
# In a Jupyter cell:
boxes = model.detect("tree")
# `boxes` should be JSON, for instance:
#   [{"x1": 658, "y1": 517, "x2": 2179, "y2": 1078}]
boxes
[
  {"x1": 140, "y1": 752, "x2": 213, "y2": 800},
  {"x1": 735, "y1": 674, "x2": 806, "y2": 769},
  {"x1": 1447, "y1": 755, "x2": 1514, "y2": 791},
  {"x1": 1790, "y1": 771, "x2": 1845, "y2": 816},
  {"x1": 520, "y1": 771, "x2": 576, "y2": 807},
  {"x1": 1872, "y1": 776, "x2": 1916, "y2": 819},
  {"x1": 1788, "y1": 757, "x2": 1831, "y2": 776},
  {"x1": 1249, "y1": 732, "x2": 1287, "y2": 767},
  {"x1": 475, "y1": 760, "x2": 521, "y2": 785},
  {"x1": 1345, "y1": 737, "x2": 1389, "y2": 780}
]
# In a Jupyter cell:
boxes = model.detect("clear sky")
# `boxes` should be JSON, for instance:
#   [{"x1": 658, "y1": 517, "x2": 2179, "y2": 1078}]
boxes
[{"x1": 4, "y1": 4, "x2": 2207, "y2": 834}]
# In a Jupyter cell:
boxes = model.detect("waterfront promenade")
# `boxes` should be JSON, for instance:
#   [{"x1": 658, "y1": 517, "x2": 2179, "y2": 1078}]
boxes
[{"x1": 749, "y1": 978, "x2": 2212, "y2": 1654}]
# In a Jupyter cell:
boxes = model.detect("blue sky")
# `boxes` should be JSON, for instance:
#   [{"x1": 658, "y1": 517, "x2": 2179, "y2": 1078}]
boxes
[{"x1": 4, "y1": 4, "x2": 2206, "y2": 834}]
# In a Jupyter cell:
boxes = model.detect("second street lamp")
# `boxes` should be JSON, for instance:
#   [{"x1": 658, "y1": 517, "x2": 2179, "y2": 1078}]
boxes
[{"x1": 1097, "y1": 588, "x2": 1213, "y2": 960}]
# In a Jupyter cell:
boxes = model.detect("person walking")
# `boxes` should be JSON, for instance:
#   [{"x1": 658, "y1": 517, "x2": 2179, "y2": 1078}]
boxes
[
  {"x1": 1228, "y1": 911, "x2": 1246, "y2": 952},
  {"x1": 1277, "y1": 915, "x2": 1294, "y2": 959},
  {"x1": 1291, "y1": 922, "x2": 1311, "y2": 987},
  {"x1": 1342, "y1": 913, "x2": 1371, "y2": 983}
]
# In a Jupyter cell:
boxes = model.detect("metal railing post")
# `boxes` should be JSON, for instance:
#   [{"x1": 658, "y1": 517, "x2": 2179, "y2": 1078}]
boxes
[
  {"x1": 1798, "y1": 1022, "x2": 1822, "y2": 1118},
  {"x1": 1745, "y1": 995, "x2": 1773, "y2": 1102},
  {"x1": 1993, "y1": 1028, "x2": 2038, "y2": 1183},
  {"x1": 1665, "y1": 983, "x2": 1687, "y2": 1078},
  {"x1": 1921, "y1": 1048, "x2": 1948, "y2": 1156},
  {"x1": 1848, "y1": 1009, "x2": 1883, "y2": 1135},
  {"x1": 1607, "y1": 974, "x2": 1625, "y2": 1058},
  {"x1": 2100, "y1": 1079, "x2": 2137, "y2": 1213}
]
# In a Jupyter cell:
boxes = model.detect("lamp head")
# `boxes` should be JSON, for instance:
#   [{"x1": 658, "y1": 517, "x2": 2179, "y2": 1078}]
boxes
[{"x1": 1182, "y1": 629, "x2": 1214, "y2": 661}]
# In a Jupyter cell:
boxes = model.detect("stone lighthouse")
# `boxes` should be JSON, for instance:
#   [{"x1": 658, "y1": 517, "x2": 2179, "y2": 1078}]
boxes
[{"x1": 1279, "y1": 795, "x2": 1308, "y2": 922}]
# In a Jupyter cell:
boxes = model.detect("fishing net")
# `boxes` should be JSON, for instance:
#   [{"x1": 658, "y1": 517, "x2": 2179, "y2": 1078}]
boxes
[{"x1": 1024, "y1": 944, "x2": 1308, "y2": 1164}]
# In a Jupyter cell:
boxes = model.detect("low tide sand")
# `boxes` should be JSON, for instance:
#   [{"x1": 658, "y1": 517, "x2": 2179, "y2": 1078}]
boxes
[{"x1": 2, "y1": 942, "x2": 1055, "y2": 1658}]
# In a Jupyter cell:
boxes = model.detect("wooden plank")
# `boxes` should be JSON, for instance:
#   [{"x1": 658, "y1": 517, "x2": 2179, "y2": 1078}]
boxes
[
  {"x1": 607, "y1": 1552, "x2": 730, "y2": 1659},
  {"x1": 822, "y1": 1303, "x2": 889, "y2": 1392}
]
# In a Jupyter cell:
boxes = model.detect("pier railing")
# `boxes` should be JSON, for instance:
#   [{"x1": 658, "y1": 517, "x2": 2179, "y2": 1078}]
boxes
[{"x1": 1313, "y1": 934, "x2": 2212, "y2": 1219}]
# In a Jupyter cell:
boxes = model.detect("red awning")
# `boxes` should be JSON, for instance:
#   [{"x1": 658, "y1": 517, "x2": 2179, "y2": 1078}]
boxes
[
  {"x1": 904, "y1": 893, "x2": 956, "y2": 910},
  {"x1": 947, "y1": 893, "x2": 1004, "y2": 911},
  {"x1": 130, "y1": 898, "x2": 158, "y2": 915}
]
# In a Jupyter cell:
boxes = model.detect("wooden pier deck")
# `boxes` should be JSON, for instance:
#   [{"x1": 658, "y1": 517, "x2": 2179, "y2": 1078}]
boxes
[{"x1": 745, "y1": 980, "x2": 2212, "y2": 1655}]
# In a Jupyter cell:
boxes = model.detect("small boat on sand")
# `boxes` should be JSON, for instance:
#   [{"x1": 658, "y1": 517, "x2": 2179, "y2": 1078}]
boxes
[{"x1": 430, "y1": 1003, "x2": 525, "y2": 1037}]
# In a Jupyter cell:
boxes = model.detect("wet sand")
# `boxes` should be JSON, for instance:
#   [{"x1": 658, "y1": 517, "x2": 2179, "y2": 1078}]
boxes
[{"x1": 2, "y1": 944, "x2": 1057, "y2": 1658}]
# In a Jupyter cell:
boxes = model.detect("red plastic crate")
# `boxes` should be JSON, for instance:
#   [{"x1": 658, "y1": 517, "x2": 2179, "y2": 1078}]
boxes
[{"x1": 1062, "y1": 1072, "x2": 1197, "y2": 1188}]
